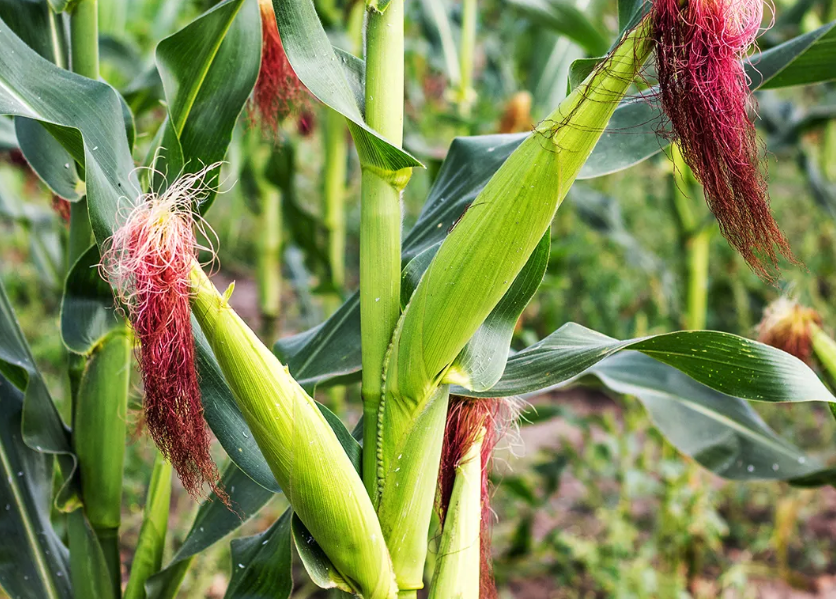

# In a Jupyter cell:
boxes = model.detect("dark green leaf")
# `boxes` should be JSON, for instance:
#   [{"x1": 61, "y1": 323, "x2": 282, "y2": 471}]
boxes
[
  {"x1": 454, "y1": 322, "x2": 834, "y2": 404},
  {"x1": 509, "y1": 0, "x2": 609, "y2": 55},
  {"x1": 749, "y1": 21, "x2": 836, "y2": 90},
  {"x1": 61, "y1": 245, "x2": 121, "y2": 354},
  {"x1": 145, "y1": 462, "x2": 274, "y2": 599},
  {"x1": 291, "y1": 514, "x2": 352, "y2": 593},
  {"x1": 225, "y1": 510, "x2": 293, "y2": 599},
  {"x1": 0, "y1": 0, "x2": 66, "y2": 64},
  {"x1": 272, "y1": 0, "x2": 422, "y2": 173},
  {"x1": 15, "y1": 118, "x2": 82, "y2": 201},
  {"x1": 153, "y1": 0, "x2": 261, "y2": 206},
  {"x1": 589, "y1": 353, "x2": 832, "y2": 481},
  {"x1": 0, "y1": 374, "x2": 72, "y2": 599}
]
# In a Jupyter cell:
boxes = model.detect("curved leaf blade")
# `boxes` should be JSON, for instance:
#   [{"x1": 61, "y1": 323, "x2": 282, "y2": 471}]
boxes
[
  {"x1": 272, "y1": 0, "x2": 422, "y2": 172},
  {"x1": 0, "y1": 374, "x2": 71, "y2": 599},
  {"x1": 589, "y1": 353, "x2": 830, "y2": 481},
  {"x1": 225, "y1": 509, "x2": 293, "y2": 599},
  {"x1": 454, "y1": 322, "x2": 834, "y2": 404}
]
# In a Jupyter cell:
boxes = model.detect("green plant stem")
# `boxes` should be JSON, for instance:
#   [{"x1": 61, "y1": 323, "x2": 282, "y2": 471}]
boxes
[
  {"x1": 457, "y1": 0, "x2": 477, "y2": 118},
  {"x1": 324, "y1": 107, "x2": 348, "y2": 296},
  {"x1": 360, "y1": 0, "x2": 406, "y2": 498},
  {"x1": 256, "y1": 185, "x2": 282, "y2": 340},
  {"x1": 124, "y1": 454, "x2": 172, "y2": 599},
  {"x1": 670, "y1": 145, "x2": 709, "y2": 331}
]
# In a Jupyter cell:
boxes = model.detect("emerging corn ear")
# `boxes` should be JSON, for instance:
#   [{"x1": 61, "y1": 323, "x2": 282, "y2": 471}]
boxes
[
  {"x1": 757, "y1": 298, "x2": 822, "y2": 364},
  {"x1": 190, "y1": 267, "x2": 397, "y2": 599},
  {"x1": 100, "y1": 166, "x2": 222, "y2": 498},
  {"x1": 375, "y1": 20, "x2": 655, "y2": 593}
]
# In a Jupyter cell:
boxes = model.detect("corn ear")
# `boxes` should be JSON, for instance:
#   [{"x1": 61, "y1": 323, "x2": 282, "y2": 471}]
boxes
[
  {"x1": 427, "y1": 429, "x2": 483, "y2": 599},
  {"x1": 189, "y1": 266, "x2": 397, "y2": 599},
  {"x1": 124, "y1": 453, "x2": 172, "y2": 599},
  {"x1": 73, "y1": 327, "x2": 131, "y2": 593},
  {"x1": 375, "y1": 19, "x2": 654, "y2": 592}
]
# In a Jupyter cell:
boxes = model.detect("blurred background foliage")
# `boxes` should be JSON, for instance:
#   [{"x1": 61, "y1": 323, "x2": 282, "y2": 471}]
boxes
[{"x1": 3, "y1": 0, "x2": 836, "y2": 596}]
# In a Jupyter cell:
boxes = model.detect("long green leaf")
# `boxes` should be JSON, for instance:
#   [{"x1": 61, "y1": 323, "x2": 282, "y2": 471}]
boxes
[
  {"x1": 68, "y1": 510, "x2": 116, "y2": 599},
  {"x1": 454, "y1": 322, "x2": 834, "y2": 403},
  {"x1": 225, "y1": 509, "x2": 293, "y2": 599},
  {"x1": 152, "y1": 0, "x2": 260, "y2": 206},
  {"x1": 271, "y1": 0, "x2": 422, "y2": 174},
  {"x1": 509, "y1": 0, "x2": 609, "y2": 55},
  {"x1": 587, "y1": 353, "x2": 832, "y2": 481},
  {"x1": 145, "y1": 462, "x2": 274, "y2": 599},
  {"x1": 0, "y1": 374, "x2": 71, "y2": 599}
]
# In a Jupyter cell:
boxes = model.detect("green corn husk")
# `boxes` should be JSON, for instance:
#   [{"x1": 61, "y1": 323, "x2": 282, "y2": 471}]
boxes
[
  {"x1": 375, "y1": 19, "x2": 654, "y2": 593},
  {"x1": 124, "y1": 453, "x2": 173, "y2": 599},
  {"x1": 190, "y1": 266, "x2": 397, "y2": 599},
  {"x1": 427, "y1": 429, "x2": 483, "y2": 599},
  {"x1": 73, "y1": 327, "x2": 131, "y2": 594}
]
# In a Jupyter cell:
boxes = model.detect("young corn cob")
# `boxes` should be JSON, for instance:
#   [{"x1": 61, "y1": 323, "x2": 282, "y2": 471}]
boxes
[
  {"x1": 190, "y1": 266, "x2": 397, "y2": 599},
  {"x1": 757, "y1": 298, "x2": 822, "y2": 364}
]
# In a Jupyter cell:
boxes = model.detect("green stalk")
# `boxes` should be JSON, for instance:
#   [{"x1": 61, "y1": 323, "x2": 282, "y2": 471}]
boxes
[
  {"x1": 324, "y1": 107, "x2": 348, "y2": 296},
  {"x1": 68, "y1": 0, "x2": 98, "y2": 267},
  {"x1": 670, "y1": 145, "x2": 709, "y2": 331},
  {"x1": 376, "y1": 21, "x2": 655, "y2": 595},
  {"x1": 74, "y1": 329, "x2": 131, "y2": 596},
  {"x1": 811, "y1": 323, "x2": 836, "y2": 432},
  {"x1": 427, "y1": 429, "x2": 483, "y2": 599},
  {"x1": 256, "y1": 185, "x2": 282, "y2": 340},
  {"x1": 124, "y1": 454, "x2": 173, "y2": 599},
  {"x1": 457, "y1": 0, "x2": 477, "y2": 118},
  {"x1": 360, "y1": 0, "x2": 406, "y2": 498},
  {"x1": 69, "y1": 4, "x2": 129, "y2": 593}
]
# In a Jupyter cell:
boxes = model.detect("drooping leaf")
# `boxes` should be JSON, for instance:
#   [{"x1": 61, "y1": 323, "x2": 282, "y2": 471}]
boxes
[
  {"x1": 152, "y1": 0, "x2": 260, "y2": 207},
  {"x1": 0, "y1": 278, "x2": 77, "y2": 509},
  {"x1": 0, "y1": 0, "x2": 66, "y2": 64},
  {"x1": 509, "y1": 0, "x2": 609, "y2": 55},
  {"x1": 61, "y1": 245, "x2": 122, "y2": 354},
  {"x1": 272, "y1": 0, "x2": 423, "y2": 174},
  {"x1": 68, "y1": 510, "x2": 116, "y2": 599},
  {"x1": 15, "y1": 118, "x2": 82, "y2": 201},
  {"x1": 0, "y1": 374, "x2": 72, "y2": 599},
  {"x1": 586, "y1": 353, "x2": 833, "y2": 482},
  {"x1": 145, "y1": 462, "x2": 275, "y2": 599},
  {"x1": 225, "y1": 510, "x2": 293, "y2": 599},
  {"x1": 454, "y1": 322, "x2": 834, "y2": 403},
  {"x1": 0, "y1": 15, "x2": 141, "y2": 244}
]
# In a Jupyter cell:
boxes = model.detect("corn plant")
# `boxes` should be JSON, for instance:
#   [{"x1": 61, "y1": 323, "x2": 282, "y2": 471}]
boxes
[{"x1": 2, "y1": 0, "x2": 836, "y2": 598}]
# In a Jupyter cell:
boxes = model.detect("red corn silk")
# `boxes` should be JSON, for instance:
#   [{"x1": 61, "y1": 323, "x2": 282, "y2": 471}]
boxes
[
  {"x1": 253, "y1": 0, "x2": 307, "y2": 134},
  {"x1": 438, "y1": 397, "x2": 516, "y2": 599},
  {"x1": 51, "y1": 196, "x2": 71, "y2": 224},
  {"x1": 101, "y1": 197, "x2": 222, "y2": 500},
  {"x1": 652, "y1": 0, "x2": 794, "y2": 280}
]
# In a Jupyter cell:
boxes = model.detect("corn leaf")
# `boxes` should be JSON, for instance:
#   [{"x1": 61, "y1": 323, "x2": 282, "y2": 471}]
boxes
[
  {"x1": 61, "y1": 245, "x2": 122, "y2": 354},
  {"x1": 124, "y1": 455, "x2": 172, "y2": 599},
  {"x1": 454, "y1": 322, "x2": 835, "y2": 403},
  {"x1": 0, "y1": 374, "x2": 72, "y2": 599},
  {"x1": 584, "y1": 353, "x2": 835, "y2": 483},
  {"x1": 0, "y1": 278, "x2": 77, "y2": 510},
  {"x1": 145, "y1": 463, "x2": 274, "y2": 599},
  {"x1": 225, "y1": 510, "x2": 293, "y2": 599},
  {"x1": 67, "y1": 510, "x2": 116, "y2": 599},
  {"x1": 509, "y1": 0, "x2": 609, "y2": 55},
  {"x1": 0, "y1": 116, "x2": 15, "y2": 150},
  {"x1": 292, "y1": 514, "x2": 354, "y2": 593},
  {"x1": 151, "y1": 0, "x2": 260, "y2": 206},
  {"x1": 16, "y1": 119, "x2": 82, "y2": 201},
  {"x1": 271, "y1": 0, "x2": 423, "y2": 173}
]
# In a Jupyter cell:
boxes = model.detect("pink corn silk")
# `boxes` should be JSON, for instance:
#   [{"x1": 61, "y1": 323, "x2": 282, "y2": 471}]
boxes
[
  {"x1": 438, "y1": 397, "x2": 513, "y2": 599},
  {"x1": 653, "y1": 0, "x2": 794, "y2": 279},
  {"x1": 104, "y1": 207, "x2": 222, "y2": 500},
  {"x1": 253, "y1": 0, "x2": 306, "y2": 133}
]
